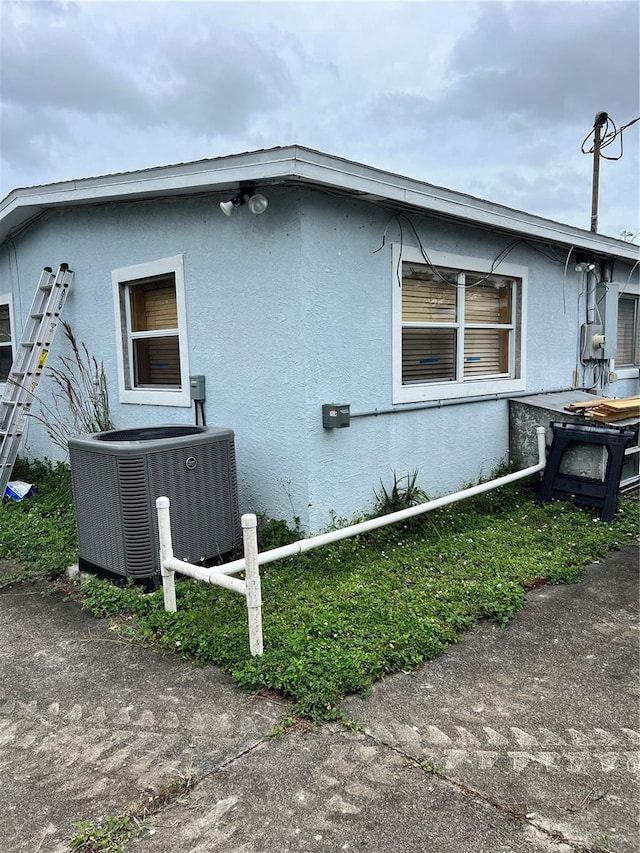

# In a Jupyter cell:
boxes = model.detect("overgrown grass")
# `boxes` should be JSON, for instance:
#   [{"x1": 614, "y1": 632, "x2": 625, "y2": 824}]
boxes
[
  {"x1": 0, "y1": 459, "x2": 77, "y2": 586},
  {"x1": 79, "y1": 479, "x2": 639, "y2": 721}
]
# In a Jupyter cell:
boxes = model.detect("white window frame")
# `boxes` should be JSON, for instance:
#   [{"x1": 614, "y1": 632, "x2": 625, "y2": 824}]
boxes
[
  {"x1": 392, "y1": 246, "x2": 527, "y2": 403},
  {"x1": 614, "y1": 280, "x2": 640, "y2": 380},
  {"x1": 0, "y1": 293, "x2": 15, "y2": 390},
  {"x1": 112, "y1": 255, "x2": 190, "y2": 407}
]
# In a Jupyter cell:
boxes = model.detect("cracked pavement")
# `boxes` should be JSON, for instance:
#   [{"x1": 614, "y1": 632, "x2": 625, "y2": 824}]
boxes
[{"x1": 1, "y1": 545, "x2": 638, "y2": 852}]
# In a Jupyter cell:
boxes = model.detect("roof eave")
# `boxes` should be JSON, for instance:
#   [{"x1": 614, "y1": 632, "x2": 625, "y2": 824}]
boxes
[{"x1": 1, "y1": 145, "x2": 638, "y2": 262}]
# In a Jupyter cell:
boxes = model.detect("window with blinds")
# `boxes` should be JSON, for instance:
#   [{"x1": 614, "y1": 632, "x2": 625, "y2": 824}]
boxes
[
  {"x1": 113, "y1": 255, "x2": 189, "y2": 406},
  {"x1": 401, "y1": 263, "x2": 515, "y2": 386},
  {"x1": 128, "y1": 275, "x2": 181, "y2": 388},
  {"x1": 0, "y1": 302, "x2": 12, "y2": 382},
  {"x1": 616, "y1": 296, "x2": 640, "y2": 367}
]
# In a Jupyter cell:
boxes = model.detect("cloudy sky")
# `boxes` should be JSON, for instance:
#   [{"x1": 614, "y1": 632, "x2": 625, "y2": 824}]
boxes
[{"x1": 1, "y1": 0, "x2": 638, "y2": 238}]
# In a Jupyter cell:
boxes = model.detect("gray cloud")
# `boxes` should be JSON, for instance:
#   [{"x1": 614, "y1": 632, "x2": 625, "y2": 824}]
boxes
[
  {"x1": 0, "y1": 1, "x2": 637, "y2": 237},
  {"x1": 366, "y1": 2, "x2": 639, "y2": 131},
  {"x1": 161, "y1": 30, "x2": 298, "y2": 134},
  {"x1": 0, "y1": 104, "x2": 57, "y2": 176},
  {"x1": 1, "y1": 2, "x2": 298, "y2": 140},
  {"x1": 447, "y1": 2, "x2": 639, "y2": 121},
  {"x1": 2, "y1": 30, "x2": 151, "y2": 119}
]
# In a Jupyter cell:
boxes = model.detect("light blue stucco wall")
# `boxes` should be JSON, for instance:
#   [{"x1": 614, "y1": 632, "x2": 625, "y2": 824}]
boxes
[
  {"x1": 0, "y1": 190, "x2": 313, "y2": 523},
  {"x1": 296, "y1": 189, "x2": 590, "y2": 528},
  {"x1": 1, "y1": 187, "x2": 638, "y2": 531}
]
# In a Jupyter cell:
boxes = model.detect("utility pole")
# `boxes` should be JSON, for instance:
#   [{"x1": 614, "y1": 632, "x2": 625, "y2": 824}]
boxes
[{"x1": 590, "y1": 111, "x2": 608, "y2": 233}]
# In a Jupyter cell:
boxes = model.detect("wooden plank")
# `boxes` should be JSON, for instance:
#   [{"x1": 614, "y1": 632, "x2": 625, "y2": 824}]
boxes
[
  {"x1": 565, "y1": 395, "x2": 640, "y2": 413},
  {"x1": 590, "y1": 409, "x2": 639, "y2": 422},
  {"x1": 565, "y1": 400, "x2": 604, "y2": 411},
  {"x1": 595, "y1": 397, "x2": 640, "y2": 411}
]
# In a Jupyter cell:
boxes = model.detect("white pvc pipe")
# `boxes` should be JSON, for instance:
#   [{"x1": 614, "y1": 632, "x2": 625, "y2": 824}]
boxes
[
  {"x1": 162, "y1": 554, "x2": 247, "y2": 596},
  {"x1": 156, "y1": 427, "x2": 546, "y2": 659},
  {"x1": 156, "y1": 496, "x2": 177, "y2": 612},
  {"x1": 242, "y1": 513, "x2": 263, "y2": 656},
  {"x1": 215, "y1": 426, "x2": 547, "y2": 576}
]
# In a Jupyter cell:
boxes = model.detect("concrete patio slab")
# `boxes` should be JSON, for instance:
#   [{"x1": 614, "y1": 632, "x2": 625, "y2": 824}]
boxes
[
  {"x1": 0, "y1": 586, "x2": 286, "y2": 852},
  {"x1": 342, "y1": 545, "x2": 640, "y2": 853}
]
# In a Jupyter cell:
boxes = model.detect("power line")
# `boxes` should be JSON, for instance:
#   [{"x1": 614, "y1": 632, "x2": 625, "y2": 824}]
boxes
[
  {"x1": 581, "y1": 111, "x2": 640, "y2": 232},
  {"x1": 581, "y1": 112, "x2": 640, "y2": 161}
]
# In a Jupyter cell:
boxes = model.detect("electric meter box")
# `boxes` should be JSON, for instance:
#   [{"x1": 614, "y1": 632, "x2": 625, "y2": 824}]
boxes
[{"x1": 322, "y1": 404, "x2": 350, "y2": 429}]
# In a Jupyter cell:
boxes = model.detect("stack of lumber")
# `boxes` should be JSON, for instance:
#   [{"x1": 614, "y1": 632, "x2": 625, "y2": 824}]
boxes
[{"x1": 564, "y1": 395, "x2": 640, "y2": 423}]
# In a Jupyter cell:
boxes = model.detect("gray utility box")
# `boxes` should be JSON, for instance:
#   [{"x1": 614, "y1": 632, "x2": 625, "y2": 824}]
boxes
[
  {"x1": 509, "y1": 391, "x2": 640, "y2": 489},
  {"x1": 69, "y1": 425, "x2": 241, "y2": 583}
]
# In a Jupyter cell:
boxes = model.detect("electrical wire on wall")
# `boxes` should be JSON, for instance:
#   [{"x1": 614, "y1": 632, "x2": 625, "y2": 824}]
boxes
[
  {"x1": 375, "y1": 211, "x2": 575, "y2": 286},
  {"x1": 372, "y1": 211, "x2": 561, "y2": 290}
]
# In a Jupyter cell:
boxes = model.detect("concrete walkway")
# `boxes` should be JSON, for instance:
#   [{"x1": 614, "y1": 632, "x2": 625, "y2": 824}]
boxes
[{"x1": 1, "y1": 546, "x2": 638, "y2": 852}]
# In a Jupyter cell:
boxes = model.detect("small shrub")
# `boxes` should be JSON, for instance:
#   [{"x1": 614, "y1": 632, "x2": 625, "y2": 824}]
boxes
[{"x1": 374, "y1": 471, "x2": 428, "y2": 514}]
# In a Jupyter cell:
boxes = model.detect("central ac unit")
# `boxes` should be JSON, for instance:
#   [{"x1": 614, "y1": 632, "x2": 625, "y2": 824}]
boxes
[{"x1": 69, "y1": 425, "x2": 240, "y2": 583}]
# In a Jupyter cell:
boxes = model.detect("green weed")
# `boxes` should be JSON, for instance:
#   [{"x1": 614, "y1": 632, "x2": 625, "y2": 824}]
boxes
[
  {"x1": 374, "y1": 470, "x2": 428, "y2": 514},
  {"x1": 70, "y1": 814, "x2": 136, "y2": 853},
  {"x1": 257, "y1": 514, "x2": 304, "y2": 550},
  {"x1": 420, "y1": 758, "x2": 443, "y2": 774},
  {"x1": 340, "y1": 715, "x2": 365, "y2": 734}
]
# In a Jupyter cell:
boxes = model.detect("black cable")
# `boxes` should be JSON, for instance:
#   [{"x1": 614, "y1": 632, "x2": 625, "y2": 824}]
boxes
[
  {"x1": 581, "y1": 113, "x2": 639, "y2": 161},
  {"x1": 408, "y1": 216, "x2": 522, "y2": 288},
  {"x1": 375, "y1": 212, "x2": 577, "y2": 301},
  {"x1": 521, "y1": 240, "x2": 565, "y2": 265},
  {"x1": 377, "y1": 212, "x2": 525, "y2": 288},
  {"x1": 395, "y1": 216, "x2": 404, "y2": 287}
]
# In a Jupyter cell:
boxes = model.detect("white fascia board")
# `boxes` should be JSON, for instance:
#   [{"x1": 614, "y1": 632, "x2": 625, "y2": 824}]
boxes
[
  {"x1": 1, "y1": 144, "x2": 638, "y2": 264},
  {"x1": 290, "y1": 151, "x2": 640, "y2": 262},
  {"x1": 0, "y1": 148, "x2": 301, "y2": 241},
  {"x1": 1, "y1": 153, "x2": 298, "y2": 211}
]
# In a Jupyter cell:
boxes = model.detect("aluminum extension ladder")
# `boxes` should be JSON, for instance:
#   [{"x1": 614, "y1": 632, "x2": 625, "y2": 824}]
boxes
[{"x1": 0, "y1": 263, "x2": 74, "y2": 497}]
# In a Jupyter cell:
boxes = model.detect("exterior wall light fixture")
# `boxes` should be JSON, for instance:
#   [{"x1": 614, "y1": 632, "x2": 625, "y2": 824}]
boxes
[{"x1": 220, "y1": 188, "x2": 268, "y2": 216}]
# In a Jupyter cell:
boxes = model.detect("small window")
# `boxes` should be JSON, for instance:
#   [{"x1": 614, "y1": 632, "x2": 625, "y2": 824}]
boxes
[
  {"x1": 0, "y1": 297, "x2": 13, "y2": 383},
  {"x1": 112, "y1": 256, "x2": 190, "y2": 407},
  {"x1": 393, "y1": 248, "x2": 527, "y2": 403},
  {"x1": 616, "y1": 296, "x2": 640, "y2": 367}
]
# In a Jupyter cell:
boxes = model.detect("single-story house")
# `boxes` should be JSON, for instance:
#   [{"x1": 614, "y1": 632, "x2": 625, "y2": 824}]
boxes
[{"x1": 1, "y1": 146, "x2": 638, "y2": 531}]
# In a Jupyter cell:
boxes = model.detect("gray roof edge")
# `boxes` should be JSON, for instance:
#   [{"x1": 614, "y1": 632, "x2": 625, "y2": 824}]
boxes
[{"x1": 1, "y1": 145, "x2": 638, "y2": 262}]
